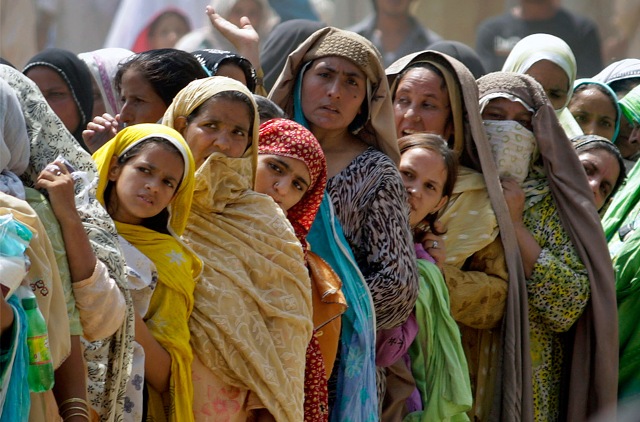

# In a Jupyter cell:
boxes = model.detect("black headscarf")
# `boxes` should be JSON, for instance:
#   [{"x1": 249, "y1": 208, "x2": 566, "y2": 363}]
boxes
[
  {"x1": 260, "y1": 19, "x2": 326, "y2": 92},
  {"x1": 192, "y1": 49, "x2": 257, "y2": 93},
  {"x1": 427, "y1": 40, "x2": 486, "y2": 79},
  {"x1": 23, "y1": 48, "x2": 93, "y2": 149}
]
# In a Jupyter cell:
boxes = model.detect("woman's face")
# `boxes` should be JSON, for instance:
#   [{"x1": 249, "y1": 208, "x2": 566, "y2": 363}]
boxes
[
  {"x1": 301, "y1": 56, "x2": 367, "y2": 137},
  {"x1": 393, "y1": 67, "x2": 452, "y2": 140},
  {"x1": 481, "y1": 97, "x2": 533, "y2": 130},
  {"x1": 148, "y1": 12, "x2": 190, "y2": 50},
  {"x1": 568, "y1": 87, "x2": 617, "y2": 141},
  {"x1": 177, "y1": 96, "x2": 252, "y2": 168},
  {"x1": 254, "y1": 154, "x2": 311, "y2": 214},
  {"x1": 107, "y1": 143, "x2": 184, "y2": 225},
  {"x1": 525, "y1": 59, "x2": 570, "y2": 110},
  {"x1": 399, "y1": 147, "x2": 449, "y2": 227},
  {"x1": 579, "y1": 149, "x2": 620, "y2": 210},
  {"x1": 614, "y1": 116, "x2": 640, "y2": 159},
  {"x1": 25, "y1": 66, "x2": 81, "y2": 133},
  {"x1": 119, "y1": 68, "x2": 167, "y2": 126}
]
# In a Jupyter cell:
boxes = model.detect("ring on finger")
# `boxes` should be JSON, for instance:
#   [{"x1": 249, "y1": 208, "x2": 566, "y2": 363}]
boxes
[{"x1": 432, "y1": 240, "x2": 439, "y2": 249}]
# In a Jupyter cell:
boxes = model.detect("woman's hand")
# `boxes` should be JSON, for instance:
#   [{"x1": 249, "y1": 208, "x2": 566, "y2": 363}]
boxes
[
  {"x1": 82, "y1": 113, "x2": 120, "y2": 153},
  {"x1": 423, "y1": 220, "x2": 447, "y2": 270},
  {"x1": 205, "y1": 5, "x2": 261, "y2": 71},
  {"x1": 501, "y1": 178, "x2": 525, "y2": 224},
  {"x1": 35, "y1": 161, "x2": 78, "y2": 224}
]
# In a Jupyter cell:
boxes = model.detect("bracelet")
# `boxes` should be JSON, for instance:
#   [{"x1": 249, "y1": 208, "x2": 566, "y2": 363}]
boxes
[
  {"x1": 59, "y1": 397, "x2": 89, "y2": 408},
  {"x1": 60, "y1": 406, "x2": 89, "y2": 416},
  {"x1": 63, "y1": 412, "x2": 90, "y2": 421}
]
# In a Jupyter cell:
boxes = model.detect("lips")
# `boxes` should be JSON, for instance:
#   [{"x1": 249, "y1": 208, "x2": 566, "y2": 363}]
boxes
[{"x1": 137, "y1": 194, "x2": 154, "y2": 205}]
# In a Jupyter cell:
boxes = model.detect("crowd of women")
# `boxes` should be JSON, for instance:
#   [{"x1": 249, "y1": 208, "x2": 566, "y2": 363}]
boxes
[{"x1": 2, "y1": 4, "x2": 640, "y2": 422}]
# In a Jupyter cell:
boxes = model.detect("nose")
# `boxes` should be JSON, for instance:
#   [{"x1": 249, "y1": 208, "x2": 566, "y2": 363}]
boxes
[
  {"x1": 404, "y1": 106, "x2": 419, "y2": 122},
  {"x1": 587, "y1": 175, "x2": 600, "y2": 202},
  {"x1": 119, "y1": 102, "x2": 133, "y2": 125},
  {"x1": 406, "y1": 184, "x2": 419, "y2": 197},
  {"x1": 327, "y1": 79, "x2": 341, "y2": 98},
  {"x1": 145, "y1": 178, "x2": 160, "y2": 192},
  {"x1": 583, "y1": 121, "x2": 597, "y2": 136},
  {"x1": 213, "y1": 132, "x2": 231, "y2": 151},
  {"x1": 630, "y1": 125, "x2": 640, "y2": 144},
  {"x1": 273, "y1": 177, "x2": 290, "y2": 195}
]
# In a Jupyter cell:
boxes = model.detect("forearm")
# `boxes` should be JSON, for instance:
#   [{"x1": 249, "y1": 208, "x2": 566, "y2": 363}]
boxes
[
  {"x1": 135, "y1": 313, "x2": 171, "y2": 392},
  {"x1": 53, "y1": 335, "x2": 90, "y2": 422},
  {"x1": 58, "y1": 213, "x2": 97, "y2": 283}
]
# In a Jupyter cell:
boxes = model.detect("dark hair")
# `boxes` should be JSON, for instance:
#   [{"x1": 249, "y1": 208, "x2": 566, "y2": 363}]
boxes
[
  {"x1": 105, "y1": 137, "x2": 184, "y2": 233},
  {"x1": 609, "y1": 78, "x2": 640, "y2": 99},
  {"x1": 253, "y1": 94, "x2": 287, "y2": 123},
  {"x1": 115, "y1": 49, "x2": 207, "y2": 106},
  {"x1": 572, "y1": 83, "x2": 619, "y2": 112},
  {"x1": 393, "y1": 61, "x2": 447, "y2": 102},
  {"x1": 186, "y1": 90, "x2": 256, "y2": 148},
  {"x1": 399, "y1": 133, "x2": 458, "y2": 237},
  {"x1": 572, "y1": 134, "x2": 626, "y2": 208}
]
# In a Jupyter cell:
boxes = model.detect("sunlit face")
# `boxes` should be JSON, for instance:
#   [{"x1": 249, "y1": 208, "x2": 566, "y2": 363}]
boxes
[
  {"x1": 568, "y1": 87, "x2": 617, "y2": 141},
  {"x1": 107, "y1": 143, "x2": 184, "y2": 225},
  {"x1": 481, "y1": 97, "x2": 533, "y2": 130},
  {"x1": 254, "y1": 154, "x2": 311, "y2": 214},
  {"x1": 148, "y1": 12, "x2": 190, "y2": 50},
  {"x1": 119, "y1": 69, "x2": 167, "y2": 126},
  {"x1": 25, "y1": 66, "x2": 81, "y2": 133},
  {"x1": 525, "y1": 60, "x2": 570, "y2": 110},
  {"x1": 177, "y1": 96, "x2": 252, "y2": 168},
  {"x1": 399, "y1": 147, "x2": 449, "y2": 227},
  {"x1": 394, "y1": 67, "x2": 452, "y2": 140},
  {"x1": 216, "y1": 63, "x2": 248, "y2": 87},
  {"x1": 301, "y1": 56, "x2": 367, "y2": 138},
  {"x1": 579, "y1": 149, "x2": 620, "y2": 210},
  {"x1": 615, "y1": 116, "x2": 640, "y2": 159},
  {"x1": 228, "y1": 0, "x2": 263, "y2": 29}
]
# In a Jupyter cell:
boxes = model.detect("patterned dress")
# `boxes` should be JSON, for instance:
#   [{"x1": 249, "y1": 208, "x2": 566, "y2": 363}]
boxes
[
  {"x1": 326, "y1": 147, "x2": 418, "y2": 331},
  {"x1": 523, "y1": 193, "x2": 590, "y2": 421}
]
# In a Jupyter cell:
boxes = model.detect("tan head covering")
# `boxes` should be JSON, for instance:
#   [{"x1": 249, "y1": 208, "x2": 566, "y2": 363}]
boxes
[
  {"x1": 268, "y1": 27, "x2": 399, "y2": 164},
  {"x1": 387, "y1": 51, "x2": 534, "y2": 421},
  {"x1": 163, "y1": 76, "x2": 260, "y2": 182},
  {"x1": 478, "y1": 72, "x2": 618, "y2": 421}
]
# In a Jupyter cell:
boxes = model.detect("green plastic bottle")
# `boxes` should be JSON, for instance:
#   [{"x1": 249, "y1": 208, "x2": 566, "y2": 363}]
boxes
[{"x1": 22, "y1": 295, "x2": 55, "y2": 392}]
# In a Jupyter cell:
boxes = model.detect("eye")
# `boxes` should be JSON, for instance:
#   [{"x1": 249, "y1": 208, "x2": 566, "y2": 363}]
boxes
[
  {"x1": 347, "y1": 77, "x2": 358, "y2": 87},
  {"x1": 582, "y1": 162, "x2": 595, "y2": 176},
  {"x1": 401, "y1": 170, "x2": 414, "y2": 180},
  {"x1": 421, "y1": 101, "x2": 434, "y2": 109},
  {"x1": 164, "y1": 179, "x2": 175, "y2": 188},
  {"x1": 137, "y1": 166, "x2": 150, "y2": 174},
  {"x1": 268, "y1": 162, "x2": 282, "y2": 174},
  {"x1": 600, "y1": 183, "x2": 611, "y2": 198},
  {"x1": 293, "y1": 180, "x2": 304, "y2": 191}
]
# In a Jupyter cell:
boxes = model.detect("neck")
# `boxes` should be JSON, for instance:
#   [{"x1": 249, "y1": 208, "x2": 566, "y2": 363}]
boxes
[
  {"x1": 514, "y1": 2, "x2": 558, "y2": 20},
  {"x1": 376, "y1": 11, "x2": 412, "y2": 32}
]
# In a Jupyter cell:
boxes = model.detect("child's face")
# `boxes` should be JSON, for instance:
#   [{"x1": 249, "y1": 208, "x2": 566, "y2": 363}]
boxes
[
  {"x1": 180, "y1": 97, "x2": 252, "y2": 168},
  {"x1": 400, "y1": 147, "x2": 448, "y2": 227},
  {"x1": 119, "y1": 69, "x2": 167, "y2": 126},
  {"x1": 254, "y1": 154, "x2": 311, "y2": 214},
  {"x1": 108, "y1": 143, "x2": 184, "y2": 225}
]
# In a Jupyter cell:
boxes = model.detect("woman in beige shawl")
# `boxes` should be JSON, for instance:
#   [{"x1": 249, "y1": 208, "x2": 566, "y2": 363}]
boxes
[
  {"x1": 163, "y1": 76, "x2": 313, "y2": 421},
  {"x1": 386, "y1": 50, "x2": 531, "y2": 421}
]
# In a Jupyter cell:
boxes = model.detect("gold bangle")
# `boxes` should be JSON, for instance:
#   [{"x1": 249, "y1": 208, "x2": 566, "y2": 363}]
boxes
[
  {"x1": 62, "y1": 412, "x2": 90, "y2": 421},
  {"x1": 60, "y1": 405, "x2": 89, "y2": 415},
  {"x1": 59, "y1": 397, "x2": 89, "y2": 408}
]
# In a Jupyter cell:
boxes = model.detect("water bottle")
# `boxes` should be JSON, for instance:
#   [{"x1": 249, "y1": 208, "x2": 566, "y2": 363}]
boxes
[{"x1": 22, "y1": 295, "x2": 55, "y2": 392}]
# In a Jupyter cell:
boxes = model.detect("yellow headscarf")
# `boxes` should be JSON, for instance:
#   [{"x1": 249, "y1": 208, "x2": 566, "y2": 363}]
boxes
[
  {"x1": 93, "y1": 123, "x2": 201, "y2": 422},
  {"x1": 164, "y1": 77, "x2": 313, "y2": 420}
]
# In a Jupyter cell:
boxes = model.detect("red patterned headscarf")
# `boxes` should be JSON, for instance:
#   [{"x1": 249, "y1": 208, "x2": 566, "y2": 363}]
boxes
[{"x1": 258, "y1": 118, "x2": 327, "y2": 250}]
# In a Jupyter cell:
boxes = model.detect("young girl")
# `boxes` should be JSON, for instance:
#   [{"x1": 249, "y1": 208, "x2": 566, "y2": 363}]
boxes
[
  {"x1": 379, "y1": 133, "x2": 471, "y2": 421},
  {"x1": 255, "y1": 118, "x2": 347, "y2": 421},
  {"x1": 92, "y1": 123, "x2": 200, "y2": 422}
]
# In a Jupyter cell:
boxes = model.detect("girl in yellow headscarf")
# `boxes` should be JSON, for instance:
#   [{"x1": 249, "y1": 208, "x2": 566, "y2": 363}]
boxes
[{"x1": 93, "y1": 123, "x2": 201, "y2": 422}]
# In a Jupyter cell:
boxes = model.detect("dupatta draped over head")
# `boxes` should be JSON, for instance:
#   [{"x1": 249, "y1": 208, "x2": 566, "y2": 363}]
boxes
[
  {"x1": 163, "y1": 76, "x2": 313, "y2": 421},
  {"x1": 93, "y1": 123, "x2": 200, "y2": 422},
  {"x1": 269, "y1": 26, "x2": 400, "y2": 164},
  {"x1": 0, "y1": 64, "x2": 134, "y2": 422},
  {"x1": 478, "y1": 72, "x2": 618, "y2": 421},
  {"x1": 23, "y1": 48, "x2": 94, "y2": 147},
  {"x1": 78, "y1": 48, "x2": 134, "y2": 116},
  {"x1": 388, "y1": 50, "x2": 532, "y2": 421}
]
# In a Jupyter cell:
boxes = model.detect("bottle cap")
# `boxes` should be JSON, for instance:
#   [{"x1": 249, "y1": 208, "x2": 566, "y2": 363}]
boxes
[{"x1": 21, "y1": 296, "x2": 38, "y2": 310}]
